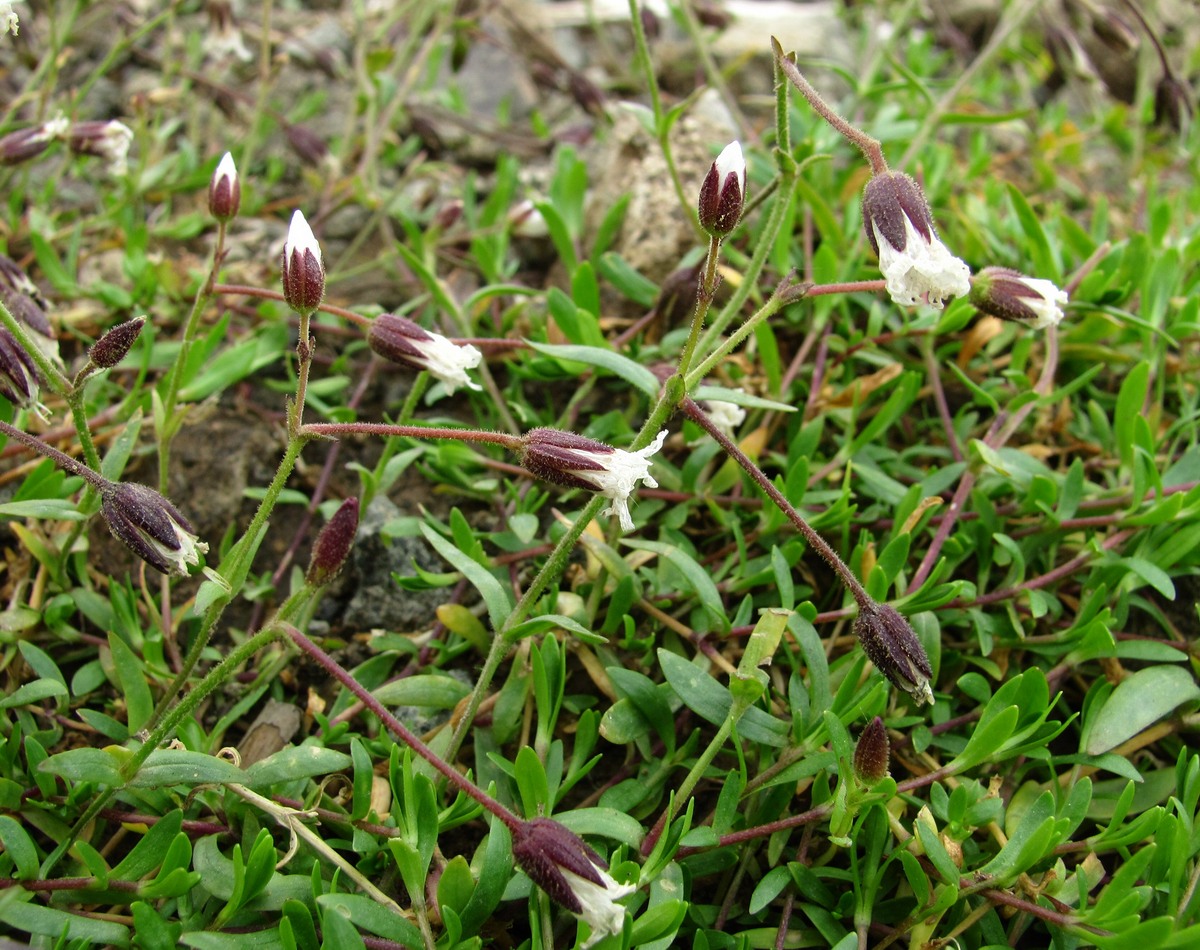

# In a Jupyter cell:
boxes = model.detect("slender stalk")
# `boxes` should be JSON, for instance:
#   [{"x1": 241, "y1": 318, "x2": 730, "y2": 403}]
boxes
[
  {"x1": 683, "y1": 398, "x2": 870, "y2": 606},
  {"x1": 287, "y1": 625, "x2": 523, "y2": 830},
  {"x1": 676, "y1": 236, "x2": 723, "y2": 378},
  {"x1": 773, "y1": 40, "x2": 887, "y2": 174},
  {"x1": 301, "y1": 421, "x2": 524, "y2": 450}
]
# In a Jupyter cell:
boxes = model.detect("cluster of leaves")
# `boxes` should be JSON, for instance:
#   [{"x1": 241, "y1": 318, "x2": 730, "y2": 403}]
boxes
[{"x1": 2, "y1": 2, "x2": 1200, "y2": 949}]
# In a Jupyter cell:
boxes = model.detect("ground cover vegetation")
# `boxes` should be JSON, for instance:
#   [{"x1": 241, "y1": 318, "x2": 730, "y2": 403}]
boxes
[{"x1": 0, "y1": 0, "x2": 1199, "y2": 947}]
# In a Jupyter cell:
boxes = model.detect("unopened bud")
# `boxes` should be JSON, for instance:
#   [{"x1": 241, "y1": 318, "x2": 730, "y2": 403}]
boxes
[
  {"x1": 969, "y1": 266, "x2": 1067, "y2": 330},
  {"x1": 306, "y1": 497, "x2": 359, "y2": 586},
  {"x1": 0, "y1": 328, "x2": 40, "y2": 409},
  {"x1": 853, "y1": 716, "x2": 890, "y2": 783},
  {"x1": 284, "y1": 124, "x2": 328, "y2": 166},
  {"x1": 89, "y1": 317, "x2": 145, "y2": 368},
  {"x1": 854, "y1": 600, "x2": 933, "y2": 706},
  {"x1": 697, "y1": 141, "x2": 746, "y2": 237},
  {"x1": 208, "y1": 151, "x2": 240, "y2": 222},
  {"x1": 281, "y1": 210, "x2": 325, "y2": 315},
  {"x1": 1155, "y1": 75, "x2": 1193, "y2": 131}
]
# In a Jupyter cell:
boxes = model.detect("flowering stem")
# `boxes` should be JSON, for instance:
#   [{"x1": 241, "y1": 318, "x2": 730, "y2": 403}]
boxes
[
  {"x1": 685, "y1": 283, "x2": 801, "y2": 390},
  {"x1": 676, "y1": 236, "x2": 723, "y2": 378},
  {"x1": 683, "y1": 398, "x2": 870, "y2": 607},
  {"x1": 288, "y1": 310, "x2": 314, "y2": 438},
  {"x1": 301, "y1": 421, "x2": 524, "y2": 451},
  {"x1": 0, "y1": 420, "x2": 106, "y2": 491},
  {"x1": 287, "y1": 624, "x2": 523, "y2": 831},
  {"x1": 773, "y1": 40, "x2": 888, "y2": 175}
]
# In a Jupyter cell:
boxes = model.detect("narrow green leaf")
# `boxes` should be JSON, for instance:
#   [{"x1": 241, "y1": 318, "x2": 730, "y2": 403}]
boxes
[
  {"x1": 525, "y1": 341, "x2": 659, "y2": 396},
  {"x1": 420, "y1": 523, "x2": 513, "y2": 631},
  {"x1": 1085, "y1": 667, "x2": 1200, "y2": 755}
]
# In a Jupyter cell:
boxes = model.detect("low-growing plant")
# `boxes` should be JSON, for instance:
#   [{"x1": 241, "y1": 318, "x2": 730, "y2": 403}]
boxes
[{"x1": 1, "y1": 2, "x2": 1199, "y2": 949}]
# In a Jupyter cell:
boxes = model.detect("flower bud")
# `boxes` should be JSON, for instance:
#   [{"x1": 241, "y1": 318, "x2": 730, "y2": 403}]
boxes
[
  {"x1": 66, "y1": 120, "x2": 134, "y2": 176},
  {"x1": 306, "y1": 497, "x2": 359, "y2": 586},
  {"x1": 853, "y1": 716, "x2": 890, "y2": 783},
  {"x1": 89, "y1": 317, "x2": 145, "y2": 369},
  {"x1": 0, "y1": 327, "x2": 40, "y2": 409},
  {"x1": 969, "y1": 267, "x2": 1067, "y2": 330},
  {"x1": 697, "y1": 140, "x2": 746, "y2": 237},
  {"x1": 1155, "y1": 75, "x2": 1193, "y2": 131},
  {"x1": 367, "y1": 313, "x2": 482, "y2": 394},
  {"x1": 862, "y1": 171, "x2": 970, "y2": 309},
  {"x1": 512, "y1": 818, "x2": 635, "y2": 948},
  {"x1": 854, "y1": 600, "x2": 933, "y2": 706},
  {"x1": 520, "y1": 428, "x2": 667, "y2": 532},
  {"x1": 208, "y1": 151, "x2": 240, "y2": 222},
  {"x1": 100, "y1": 482, "x2": 209, "y2": 576},
  {"x1": 281, "y1": 210, "x2": 324, "y2": 315},
  {"x1": 0, "y1": 126, "x2": 54, "y2": 166}
]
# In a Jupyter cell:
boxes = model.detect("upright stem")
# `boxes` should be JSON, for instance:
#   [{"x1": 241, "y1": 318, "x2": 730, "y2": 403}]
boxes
[{"x1": 676, "y1": 236, "x2": 723, "y2": 378}]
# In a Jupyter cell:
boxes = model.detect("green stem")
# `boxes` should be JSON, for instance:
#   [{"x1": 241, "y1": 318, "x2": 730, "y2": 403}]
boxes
[
  {"x1": 685, "y1": 288, "x2": 797, "y2": 390},
  {"x1": 676, "y1": 236, "x2": 722, "y2": 378}
]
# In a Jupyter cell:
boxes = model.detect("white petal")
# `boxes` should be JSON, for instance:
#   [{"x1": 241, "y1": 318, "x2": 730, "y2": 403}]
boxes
[
  {"x1": 561, "y1": 866, "x2": 635, "y2": 948},
  {"x1": 418, "y1": 332, "x2": 482, "y2": 393},
  {"x1": 705, "y1": 399, "x2": 746, "y2": 436},
  {"x1": 575, "y1": 430, "x2": 667, "y2": 533},
  {"x1": 214, "y1": 151, "x2": 238, "y2": 186},
  {"x1": 1019, "y1": 277, "x2": 1068, "y2": 329},
  {"x1": 714, "y1": 140, "x2": 746, "y2": 194},
  {"x1": 285, "y1": 210, "x2": 322, "y2": 268},
  {"x1": 4, "y1": 3, "x2": 18, "y2": 36},
  {"x1": 874, "y1": 217, "x2": 971, "y2": 310}
]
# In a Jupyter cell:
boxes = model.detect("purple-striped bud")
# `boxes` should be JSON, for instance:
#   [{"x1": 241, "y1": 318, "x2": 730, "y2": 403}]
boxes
[
  {"x1": 697, "y1": 141, "x2": 746, "y2": 237},
  {"x1": 853, "y1": 716, "x2": 890, "y2": 783},
  {"x1": 0, "y1": 328, "x2": 40, "y2": 409},
  {"x1": 854, "y1": 600, "x2": 933, "y2": 706},
  {"x1": 208, "y1": 152, "x2": 240, "y2": 222},
  {"x1": 520, "y1": 428, "x2": 667, "y2": 532},
  {"x1": 512, "y1": 818, "x2": 635, "y2": 947},
  {"x1": 367, "y1": 313, "x2": 482, "y2": 394},
  {"x1": 306, "y1": 497, "x2": 359, "y2": 586},
  {"x1": 862, "y1": 171, "x2": 970, "y2": 309},
  {"x1": 89, "y1": 317, "x2": 145, "y2": 369},
  {"x1": 0, "y1": 125, "x2": 57, "y2": 166},
  {"x1": 100, "y1": 482, "x2": 208, "y2": 576},
  {"x1": 281, "y1": 210, "x2": 324, "y2": 315},
  {"x1": 969, "y1": 267, "x2": 1067, "y2": 330}
]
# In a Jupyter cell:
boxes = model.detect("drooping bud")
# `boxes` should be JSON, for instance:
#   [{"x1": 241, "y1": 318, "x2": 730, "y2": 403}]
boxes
[
  {"x1": 854, "y1": 599, "x2": 934, "y2": 706},
  {"x1": 306, "y1": 497, "x2": 359, "y2": 586},
  {"x1": 89, "y1": 317, "x2": 145, "y2": 369},
  {"x1": 1155, "y1": 75, "x2": 1193, "y2": 131},
  {"x1": 0, "y1": 125, "x2": 56, "y2": 166},
  {"x1": 0, "y1": 255, "x2": 59, "y2": 367},
  {"x1": 969, "y1": 267, "x2": 1067, "y2": 330},
  {"x1": 697, "y1": 141, "x2": 746, "y2": 237},
  {"x1": 0, "y1": 328, "x2": 40, "y2": 409},
  {"x1": 862, "y1": 171, "x2": 970, "y2": 309},
  {"x1": 208, "y1": 152, "x2": 240, "y2": 222},
  {"x1": 100, "y1": 482, "x2": 209, "y2": 576},
  {"x1": 520, "y1": 428, "x2": 667, "y2": 532},
  {"x1": 512, "y1": 818, "x2": 635, "y2": 949},
  {"x1": 853, "y1": 716, "x2": 890, "y2": 783},
  {"x1": 367, "y1": 313, "x2": 482, "y2": 394},
  {"x1": 65, "y1": 120, "x2": 134, "y2": 176},
  {"x1": 281, "y1": 210, "x2": 324, "y2": 315}
]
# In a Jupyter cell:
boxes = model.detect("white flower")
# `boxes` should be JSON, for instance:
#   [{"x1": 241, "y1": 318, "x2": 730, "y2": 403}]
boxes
[
  {"x1": 4, "y1": 2, "x2": 19, "y2": 36},
  {"x1": 1017, "y1": 277, "x2": 1068, "y2": 328},
  {"x1": 520, "y1": 429, "x2": 668, "y2": 532},
  {"x1": 703, "y1": 398, "x2": 746, "y2": 437},
  {"x1": 862, "y1": 170, "x2": 971, "y2": 310},
  {"x1": 367, "y1": 313, "x2": 482, "y2": 394},
  {"x1": 562, "y1": 864, "x2": 638, "y2": 948},
  {"x1": 872, "y1": 215, "x2": 971, "y2": 310},
  {"x1": 65, "y1": 121, "x2": 134, "y2": 176}
]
